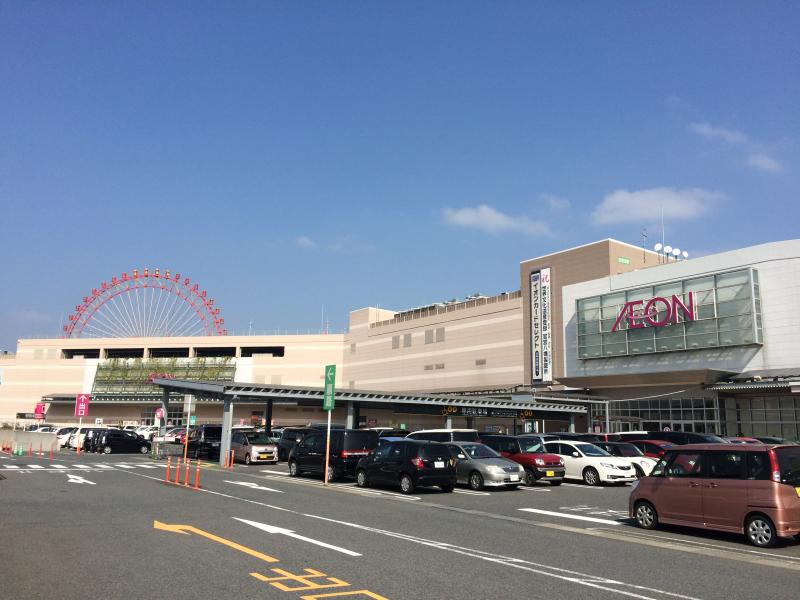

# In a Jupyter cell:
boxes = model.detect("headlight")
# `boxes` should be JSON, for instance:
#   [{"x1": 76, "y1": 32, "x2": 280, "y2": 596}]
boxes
[
  {"x1": 534, "y1": 458, "x2": 545, "y2": 466},
  {"x1": 599, "y1": 462, "x2": 615, "y2": 469},
  {"x1": 486, "y1": 465, "x2": 505, "y2": 474}
]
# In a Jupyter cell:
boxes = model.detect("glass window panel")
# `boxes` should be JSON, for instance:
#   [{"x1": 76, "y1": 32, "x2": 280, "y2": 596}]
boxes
[
  {"x1": 717, "y1": 299, "x2": 752, "y2": 318},
  {"x1": 718, "y1": 329, "x2": 754, "y2": 346},
  {"x1": 685, "y1": 320, "x2": 717, "y2": 334},
  {"x1": 626, "y1": 287, "x2": 654, "y2": 302},
  {"x1": 578, "y1": 308, "x2": 600, "y2": 323},
  {"x1": 602, "y1": 293, "x2": 625, "y2": 307},
  {"x1": 696, "y1": 304, "x2": 716, "y2": 319},
  {"x1": 685, "y1": 332, "x2": 718, "y2": 349},
  {"x1": 717, "y1": 315, "x2": 753, "y2": 332},
  {"x1": 577, "y1": 297, "x2": 601, "y2": 311},
  {"x1": 715, "y1": 270, "x2": 750, "y2": 287},
  {"x1": 764, "y1": 411, "x2": 781, "y2": 421},
  {"x1": 601, "y1": 306, "x2": 622, "y2": 319},
  {"x1": 716, "y1": 284, "x2": 751, "y2": 302},
  {"x1": 579, "y1": 345, "x2": 602, "y2": 359},
  {"x1": 629, "y1": 338, "x2": 655, "y2": 354},
  {"x1": 693, "y1": 289, "x2": 715, "y2": 305},
  {"x1": 765, "y1": 397, "x2": 780, "y2": 411},
  {"x1": 684, "y1": 277, "x2": 714, "y2": 294},
  {"x1": 602, "y1": 342, "x2": 627, "y2": 356},
  {"x1": 751, "y1": 398, "x2": 764, "y2": 410},
  {"x1": 782, "y1": 423, "x2": 798, "y2": 442},
  {"x1": 765, "y1": 422, "x2": 782, "y2": 437},
  {"x1": 578, "y1": 321, "x2": 600, "y2": 335},
  {"x1": 780, "y1": 396, "x2": 796, "y2": 411},
  {"x1": 751, "y1": 269, "x2": 759, "y2": 284},
  {"x1": 602, "y1": 332, "x2": 626, "y2": 345},
  {"x1": 600, "y1": 317, "x2": 619, "y2": 332},
  {"x1": 654, "y1": 281, "x2": 682, "y2": 296},
  {"x1": 579, "y1": 333, "x2": 601, "y2": 347},
  {"x1": 655, "y1": 323, "x2": 685, "y2": 338},
  {"x1": 656, "y1": 336, "x2": 685, "y2": 352}
]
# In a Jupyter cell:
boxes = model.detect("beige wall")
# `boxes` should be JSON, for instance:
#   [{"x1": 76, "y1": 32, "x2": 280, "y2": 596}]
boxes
[{"x1": 520, "y1": 239, "x2": 659, "y2": 385}]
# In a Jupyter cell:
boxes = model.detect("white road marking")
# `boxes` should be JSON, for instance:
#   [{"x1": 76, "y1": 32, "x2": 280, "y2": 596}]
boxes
[
  {"x1": 52, "y1": 465, "x2": 68, "y2": 469},
  {"x1": 260, "y1": 469, "x2": 289, "y2": 475},
  {"x1": 136, "y1": 464, "x2": 158, "y2": 469},
  {"x1": 4, "y1": 465, "x2": 20, "y2": 469},
  {"x1": 454, "y1": 489, "x2": 491, "y2": 496},
  {"x1": 224, "y1": 480, "x2": 284, "y2": 493},
  {"x1": 520, "y1": 487, "x2": 551, "y2": 492},
  {"x1": 67, "y1": 474, "x2": 95, "y2": 485},
  {"x1": 114, "y1": 464, "x2": 137, "y2": 469},
  {"x1": 26, "y1": 465, "x2": 45, "y2": 469},
  {"x1": 303, "y1": 513, "x2": 701, "y2": 600},
  {"x1": 234, "y1": 517, "x2": 361, "y2": 557},
  {"x1": 519, "y1": 508, "x2": 624, "y2": 525},
  {"x1": 560, "y1": 483, "x2": 606, "y2": 490}
]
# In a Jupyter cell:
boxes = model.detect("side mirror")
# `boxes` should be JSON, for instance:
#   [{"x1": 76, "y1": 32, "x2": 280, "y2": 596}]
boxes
[
  {"x1": 457, "y1": 454, "x2": 466, "y2": 460},
  {"x1": 572, "y1": 452, "x2": 580, "y2": 458}
]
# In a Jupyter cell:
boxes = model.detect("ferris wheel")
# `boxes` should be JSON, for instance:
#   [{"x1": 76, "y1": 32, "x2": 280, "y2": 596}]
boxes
[{"x1": 62, "y1": 268, "x2": 227, "y2": 338}]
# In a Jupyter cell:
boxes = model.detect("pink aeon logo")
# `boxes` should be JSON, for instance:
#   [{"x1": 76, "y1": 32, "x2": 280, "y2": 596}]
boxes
[{"x1": 611, "y1": 293, "x2": 696, "y2": 332}]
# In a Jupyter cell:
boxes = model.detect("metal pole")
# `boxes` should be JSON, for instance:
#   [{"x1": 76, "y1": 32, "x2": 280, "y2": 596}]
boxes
[
  {"x1": 183, "y1": 399, "x2": 192, "y2": 464},
  {"x1": 605, "y1": 400, "x2": 611, "y2": 434},
  {"x1": 323, "y1": 409, "x2": 332, "y2": 486}
]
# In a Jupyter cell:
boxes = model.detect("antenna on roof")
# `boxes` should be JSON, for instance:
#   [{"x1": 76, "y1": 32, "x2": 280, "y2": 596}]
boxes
[{"x1": 640, "y1": 228, "x2": 648, "y2": 263}]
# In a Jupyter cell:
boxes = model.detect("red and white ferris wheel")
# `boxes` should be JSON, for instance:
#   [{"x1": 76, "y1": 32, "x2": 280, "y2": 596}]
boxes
[{"x1": 62, "y1": 268, "x2": 227, "y2": 338}]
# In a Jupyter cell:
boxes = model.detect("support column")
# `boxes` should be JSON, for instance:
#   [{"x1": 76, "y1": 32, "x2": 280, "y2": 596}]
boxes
[
  {"x1": 264, "y1": 399, "x2": 273, "y2": 434},
  {"x1": 219, "y1": 396, "x2": 234, "y2": 467},
  {"x1": 568, "y1": 413, "x2": 576, "y2": 433},
  {"x1": 346, "y1": 401, "x2": 356, "y2": 429},
  {"x1": 159, "y1": 389, "x2": 170, "y2": 437},
  {"x1": 445, "y1": 415, "x2": 453, "y2": 429},
  {"x1": 465, "y1": 417, "x2": 474, "y2": 431}
]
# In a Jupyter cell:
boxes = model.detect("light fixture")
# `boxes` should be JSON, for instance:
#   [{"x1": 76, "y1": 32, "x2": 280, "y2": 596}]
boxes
[
  {"x1": 682, "y1": 251, "x2": 689, "y2": 259},
  {"x1": 664, "y1": 245, "x2": 673, "y2": 254},
  {"x1": 672, "y1": 248, "x2": 681, "y2": 257},
  {"x1": 653, "y1": 243, "x2": 663, "y2": 252}
]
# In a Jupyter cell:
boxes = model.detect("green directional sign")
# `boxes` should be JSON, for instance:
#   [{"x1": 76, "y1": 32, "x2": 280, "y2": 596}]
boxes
[
  {"x1": 323, "y1": 364, "x2": 336, "y2": 411},
  {"x1": 189, "y1": 415, "x2": 196, "y2": 425}
]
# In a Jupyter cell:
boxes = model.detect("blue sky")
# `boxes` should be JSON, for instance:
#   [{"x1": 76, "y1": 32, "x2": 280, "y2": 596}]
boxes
[{"x1": 1, "y1": 2, "x2": 798, "y2": 349}]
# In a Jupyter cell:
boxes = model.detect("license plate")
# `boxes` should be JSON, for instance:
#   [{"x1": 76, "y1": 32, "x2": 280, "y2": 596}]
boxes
[
  {"x1": 546, "y1": 470, "x2": 554, "y2": 477},
  {"x1": 796, "y1": 487, "x2": 800, "y2": 497},
  {"x1": 434, "y1": 461, "x2": 445, "y2": 469},
  {"x1": 259, "y1": 454, "x2": 269, "y2": 459},
  {"x1": 510, "y1": 475, "x2": 520, "y2": 482}
]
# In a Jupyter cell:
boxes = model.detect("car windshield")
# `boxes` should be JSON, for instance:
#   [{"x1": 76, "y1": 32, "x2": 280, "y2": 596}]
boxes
[
  {"x1": 458, "y1": 443, "x2": 499, "y2": 459},
  {"x1": 343, "y1": 431, "x2": 379, "y2": 450},
  {"x1": 518, "y1": 439, "x2": 545, "y2": 453},
  {"x1": 578, "y1": 444, "x2": 610, "y2": 457},
  {"x1": 246, "y1": 434, "x2": 276, "y2": 444},
  {"x1": 775, "y1": 447, "x2": 800, "y2": 485},
  {"x1": 615, "y1": 444, "x2": 644, "y2": 457}
]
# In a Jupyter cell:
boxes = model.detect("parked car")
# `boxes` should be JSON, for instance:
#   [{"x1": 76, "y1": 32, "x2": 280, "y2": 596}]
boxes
[
  {"x1": 480, "y1": 434, "x2": 565, "y2": 486},
  {"x1": 630, "y1": 444, "x2": 800, "y2": 547},
  {"x1": 616, "y1": 431, "x2": 651, "y2": 442},
  {"x1": 289, "y1": 429, "x2": 379, "y2": 480},
  {"x1": 547, "y1": 432, "x2": 602, "y2": 443},
  {"x1": 724, "y1": 437, "x2": 762, "y2": 444},
  {"x1": 629, "y1": 439, "x2": 676, "y2": 459},
  {"x1": 232, "y1": 431, "x2": 279, "y2": 465},
  {"x1": 378, "y1": 436, "x2": 408, "y2": 447},
  {"x1": 445, "y1": 442, "x2": 525, "y2": 490},
  {"x1": 82, "y1": 428, "x2": 110, "y2": 453},
  {"x1": 593, "y1": 441, "x2": 657, "y2": 477},
  {"x1": 369, "y1": 428, "x2": 410, "y2": 438},
  {"x1": 69, "y1": 427, "x2": 107, "y2": 450},
  {"x1": 645, "y1": 431, "x2": 727, "y2": 445},
  {"x1": 96, "y1": 430, "x2": 150, "y2": 454},
  {"x1": 405, "y1": 429, "x2": 479, "y2": 443},
  {"x1": 278, "y1": 427, "x2": 315, "y2": 461},
  {"x1": 122, "y1": 425, "x2": 139, "y2": 432},
  {"x1": 56, "y1": 427, "x2": 77, "y2": 448},
  {"x1": 753, "y1": 436, "x2": 792, "y2": 445},
  {"x1": 135, "y1": 426, "x2": 159, "y2": 441},
  {"x1": 516, "y1": 433, "x2": 561, "y2": 444},
  {"x1": 544, "y1": 441, "x2": 637, "y2": 486},
  {"x1": 186, "y1": 424, "x2": 223, "y2": 459},
  {"x1": 165, "y1": 427, "x2": 185, "y2": 443},
  {"x1": 355, "y1": 439, "x2": 456, "y2": 494}
]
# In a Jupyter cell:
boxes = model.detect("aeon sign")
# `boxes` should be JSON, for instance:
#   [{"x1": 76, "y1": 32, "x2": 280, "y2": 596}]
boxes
[{"x1": 611, "y1": 293, "x2": 696, "y2": 332}]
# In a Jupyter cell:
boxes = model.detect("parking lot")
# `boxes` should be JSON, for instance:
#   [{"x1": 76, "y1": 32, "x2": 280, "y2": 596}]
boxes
[{"x1": 1, "y1": 448, "x2": 798, "y2": 600}]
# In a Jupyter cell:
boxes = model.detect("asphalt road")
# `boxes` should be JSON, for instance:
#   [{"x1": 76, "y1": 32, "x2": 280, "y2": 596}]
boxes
[{"x1": 1, "y1": 450, "x2": 798, "y2": 600}]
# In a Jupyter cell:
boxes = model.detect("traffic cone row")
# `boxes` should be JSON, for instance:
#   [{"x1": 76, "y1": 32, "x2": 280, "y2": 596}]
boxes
[{"x1": 163, "y1": 457, "x2": 201, "y2": 490}]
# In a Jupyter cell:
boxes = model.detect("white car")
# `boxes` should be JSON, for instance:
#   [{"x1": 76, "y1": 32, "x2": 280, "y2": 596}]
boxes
[
  {"x1": 56, "y1": 427, "x2": 77, "y2": 448},
  {"x1": 593, "y1": 441, "x2": 658, "y2": 478},
  {"x1": 135, "y1": 426, "x2": 159, "y2": 441},
  {"x1": 544, "y1": 441, "x2": 637, "y2": 486}
]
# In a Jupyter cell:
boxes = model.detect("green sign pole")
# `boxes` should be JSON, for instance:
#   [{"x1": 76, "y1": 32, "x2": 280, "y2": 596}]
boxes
[{"x1": 323, "y1": 365, "x2": 336, "y2": 486}]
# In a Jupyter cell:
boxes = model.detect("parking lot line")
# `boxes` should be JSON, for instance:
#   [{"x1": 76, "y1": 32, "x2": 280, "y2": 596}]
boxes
[
  {"x1": 25, "y1": 465, "x2": 45, "y2": 469},
  {"x1": 518, "y1": 508, "x2": 624, "y2": 525},
  {"x1": 3, "y1": 465, "x2": 20, "y2": 469},
  {"x1": 260, "y1": 469, "x2": 289, "y2": 475},
  {"x1": 453, "y1": 489, "x2": 491, "y2": 496},
  {"x1": 560, "y1": 483, "x2": 605, "y2": 490},
  {"x1": 520, "y1": 487, "x2": 551, "y2": 492}
]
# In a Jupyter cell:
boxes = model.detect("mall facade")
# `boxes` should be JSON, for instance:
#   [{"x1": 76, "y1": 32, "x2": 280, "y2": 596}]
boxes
[{"x1": 1, "y1": 238, "x2": 798, "y2": 439}]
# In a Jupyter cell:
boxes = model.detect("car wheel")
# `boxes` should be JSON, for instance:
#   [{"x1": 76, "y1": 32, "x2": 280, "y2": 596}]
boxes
[
  {"x1": 139, "y1": 445, "x2": 148, "y2": 454},
  {"x1": 399, "y1": 474, "x2": 415, "y2": 494},
  {"x1": 746, "y1": 514, "x2": 776, "y2": 547},
  {"x1": 583, "y1": 467, "x2": 600, "y2": 486},
  {"x1": 469, "y1": 471, "x2": 484, "y2": 491},
  {"x1": 440, "y1": 483, "x2": 455, "y2": 493},
  {"x1": 245, "y1": 454, "x2": 252, "y2": 465},
  {"x1": 356, "y1": 469, "x2": 369, "y2": 488},
  {"x1": 103, "y1": 446, "x2": 112, "y2": 455},
  {"x1": 633, "y1": 464, "x2": 645, "y2": 479},
  {"x1": 634, "y1": 501, "x2": 658, "y2": 530},
  {"x1": 326, "y1": 465, "x2": 338, "y2": 482},
  {"x1": 288, "y1": 460, "x2": 299, "y2": 477},
  {"x1": 524, "y1": 470, "x2": 537, "y2": 486}
]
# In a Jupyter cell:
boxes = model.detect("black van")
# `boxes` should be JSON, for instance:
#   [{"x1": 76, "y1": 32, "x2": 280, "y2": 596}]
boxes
[
  {"x1": 288, "y1": 429, "x2": 379, "y2": 481},
  {"x1": 186, "y1": 425, "x2": 223, "y2": 458},
  {"x1": 278, "y1": 427, "x2": 315, "y2": 461}
]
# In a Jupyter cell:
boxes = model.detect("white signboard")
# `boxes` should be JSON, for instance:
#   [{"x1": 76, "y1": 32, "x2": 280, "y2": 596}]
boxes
[{"x1": 531, "y1": 268, "x2": 553, "y2": 383}]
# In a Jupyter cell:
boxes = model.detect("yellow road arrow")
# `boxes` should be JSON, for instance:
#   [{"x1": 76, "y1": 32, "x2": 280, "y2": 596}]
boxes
[{"x1": 153, "y1": 521, "x2": 279, "y2": 563}]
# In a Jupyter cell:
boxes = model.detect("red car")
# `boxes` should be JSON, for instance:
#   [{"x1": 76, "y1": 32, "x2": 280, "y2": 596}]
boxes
[
  {"x1": 479, "y1": 434, "x2": 565, "y2": 486},
  {"x1": 724, "y1": 436, "x2": 761, "y2": 444},
  {"x1": 629, "y1": 439, "x2": 676, "y2": 459}
]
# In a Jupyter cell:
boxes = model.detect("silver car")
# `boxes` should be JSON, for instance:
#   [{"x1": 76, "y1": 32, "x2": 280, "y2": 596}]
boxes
[
  {"x1": 445, "y1": 442, "x2": 525, "y2": 490},
  {"x1": 232, "y1": 431, "x2": 279, "y2": 465}
]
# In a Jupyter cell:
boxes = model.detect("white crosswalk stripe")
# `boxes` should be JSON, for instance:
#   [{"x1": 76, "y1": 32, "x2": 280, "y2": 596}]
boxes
[
  {"x1": 52, "y1": 465, "x2": 68, "y2": 469},
  {"x1": 26, "y1": 465, "x2": 45, "y2": 469},
  {"x1": 4, "y1": 465, "x2": 20, "y2": 469}
]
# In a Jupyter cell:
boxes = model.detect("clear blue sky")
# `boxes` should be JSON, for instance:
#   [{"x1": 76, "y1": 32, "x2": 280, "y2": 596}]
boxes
[{"x1": 1, "y1": 2, "x2": 798, "y2": 349}]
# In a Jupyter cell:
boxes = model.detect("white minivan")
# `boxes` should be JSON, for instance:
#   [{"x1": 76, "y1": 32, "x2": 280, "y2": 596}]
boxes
[{"x1": 544, "y1": 440, "x2": 637, "y2": 486}]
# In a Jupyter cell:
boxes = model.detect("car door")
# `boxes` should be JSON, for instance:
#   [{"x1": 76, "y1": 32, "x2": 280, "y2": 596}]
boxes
[
  {"x1": 231, "y1": 433, "x2": 244, "y2": 460},
  {"x1": 552, "y1": 443, "x2": 579, "y2": 479},
  {"x1": 382, "y1": 442, "x2": 406, "y2": 483},
  {"x1": 651, "y1": 451, "x2": 704, "y2": 524},
  {"x1": 446, "y1": 444, "x2": 469, "y2": 484},
  {"x1": 366, "y1": 444, "x2": 393, "y2": 484},
  {"x1": 294, "y1": 434, "x2": 316, "y2": 471},
  {"x1": 701, "y1": 451, "x2": 748, "y2": 531}
]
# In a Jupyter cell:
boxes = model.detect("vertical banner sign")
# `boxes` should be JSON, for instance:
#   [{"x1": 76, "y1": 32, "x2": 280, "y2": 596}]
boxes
[
  {"x1": 34, "y1": 402, "x2": 46, "y2": 420},
  {"x1": 530, "y1": 272, "x2": 542, "y2": 381},
  {"x1": 540, "y1": 267, "x2": 552, "y2": 383},
  {"x1": 530, "y1": 269, "x2": 553, "y2": 383},
  {"x1": 323, "y1": 365, "x2": 336, "y2": 411},
  {"x1": 74, "y1": 394, "x2": 90, "y2": 417}
]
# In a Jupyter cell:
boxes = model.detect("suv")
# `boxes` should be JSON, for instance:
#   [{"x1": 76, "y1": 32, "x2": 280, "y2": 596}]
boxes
[
  {"x1": 480, "y1": 434, "x2": 565, "y2": 486},
  {"x1": 355, "y1": 440, "x2": 456, "y2": 494},
  {"x1": 405, "y1": 429, "x2": 479, "y2": 443},
  {"x1": 646, "y1": 431, "x2": 727, "y2": 445},
  {"x1": 278, "y1": 427, "x2": 315, "y2": 461},
  {"x1": 631, "y1": 444, "x2": 800, "y2": 547},
  {"x1": 96, "y1": 430, "x2": 150, "y2": 455},
  {"x1": 186, "y1": 425, "x2": 223, "y2": 459},
  {"x1": 288, "y1": 429, "x2": 379, "y2": 480}
]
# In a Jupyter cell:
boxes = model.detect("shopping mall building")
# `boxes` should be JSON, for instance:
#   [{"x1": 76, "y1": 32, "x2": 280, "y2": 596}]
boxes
[{"x1": 1, "y1": 238, "x2": 798, "y2": 439}]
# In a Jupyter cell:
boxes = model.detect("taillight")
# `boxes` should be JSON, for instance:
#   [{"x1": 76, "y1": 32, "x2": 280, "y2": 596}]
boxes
[
  {"x1": 411, "y1": 456, "x2": 424, "y2": 469},
  {"x1": 340, "y1": 450, "x2": 369, "y2": 458},
  {"x1": 768, "y1": 449, "x2": 781, "y2": 482}
]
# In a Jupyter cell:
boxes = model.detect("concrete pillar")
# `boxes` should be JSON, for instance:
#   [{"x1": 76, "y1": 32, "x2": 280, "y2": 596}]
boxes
[
  {"x1": 219, "y1": 396, "x2": 234, "y2": 467},
  {"x1": 346, "y1": 401, "x2": 356, "y2": 429},
  {"x1": 264, "y1": 399, "x2": 273, "y2": 434},
  {"x1": 445, "y1": 415, "x2": 453, "y2": 429},
  {"x1": 569, "y1": 413, "x2": 576, "y2": 433},
  {"x1": 465, "y1": 417, "x2": 474, "y2": 430}
]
